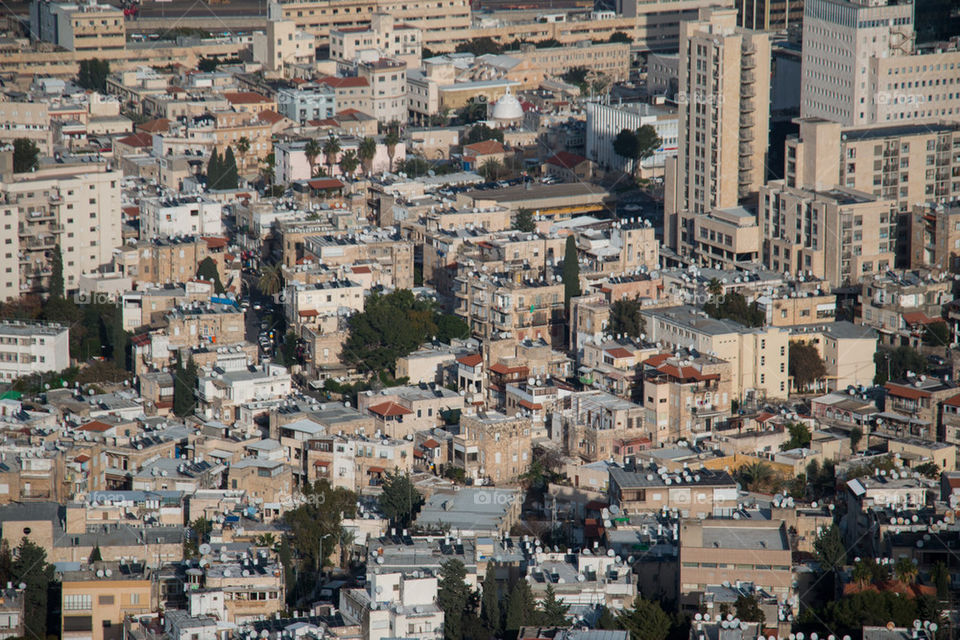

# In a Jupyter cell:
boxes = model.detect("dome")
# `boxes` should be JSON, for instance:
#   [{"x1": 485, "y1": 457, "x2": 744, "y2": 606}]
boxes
[{"x1": 491, "y1": 90, "x2": 524, "y2": 121}]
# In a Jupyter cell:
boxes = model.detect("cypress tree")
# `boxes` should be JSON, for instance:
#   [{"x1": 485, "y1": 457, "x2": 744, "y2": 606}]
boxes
[
  {"x1": 481, "y1": 564, "x2": 501, "y2": 635},
  {"x1": 223, "y1": 146, "x2": 239, "y2": 189},
  {"x1": 207, "y1": 149, "x2": 222, "y2": 189},
  {"x1": 562, "y1": 234, "x2": 581, "y2": 311}
]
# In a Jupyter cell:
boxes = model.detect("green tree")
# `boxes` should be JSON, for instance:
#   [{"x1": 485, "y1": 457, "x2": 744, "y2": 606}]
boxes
[
  {"x1": 789, "y1": 341, "x2": 827, "y2": 391},
  {"x1": 598, "y1": 606, "x2": 619, "y2": 630},
  {"x1": 222, "y1": 146, "x2": 239, "y2": 189},
  {"x1": 207, "y1": 148, "x2": 222, "y2": 188},
  {"x1": 893, "y1": 557, "x2": 919, "y2": 585},
  {"x1": 184, "y1": 517, "x2": 212, "y2": 558},
  {"x1": 358, "y1": 137, "x2": 378, "y2": 175},
  {"x1": 49, "y1": 244, "x2": 64, "y2": 298},
  {"x1": 258, "y1": 264, "x2": 283, "y2": 296},
  {"x1": 875, "y1": 345, "x2": 927, "y2": 385},
  {"x1": 561, "y1": 66, "x2": 590, "y2": 93},
  {"x1": 481, "y1": 564, "x2": 502, "y2": 635},
  {"x1": 11, "y1": 538, "x2": 54, "y2": 639},
  {"x1": 377, "y1": 470, "x2": 424, "y2": 527},
  {"x1": 340, "y1": 149, "x2": 360, "y2": 178},
  {"x1": 734, "y1": 594, "x2": 765, "y2": 624},
  {"x1": 915, "y1": 461, "x2": 940, "y2": 479},
  {"x1": 236, "y1": 136, "x2": 251, "y2": 156},
  {"x1": 458, "y1": 98, "x2": 488, "y2": 125},
  {"x1": 703, "y1": 291, "x2": 765, "y2": 327},
  {"x1": 609, "y1": 298, "x2": 645, "y2": 338},
  {"x1": 505, "y1": 578, "x2": 535, "y2": 632},
  {"x1": 173, "y1": 354, "x2": 198, "y2": 417},
  {"x1": 814, "y1": 524, "x2": 846, "y2": 573},
  {"x1": 617, "y1": 595, "x2": 671, "y2": 640},
  {"x1": 12, "y1": 138, "x2": 39, "y2": 173},
  {"x1": 465, "y1": 123, "x2": 504, "y2": 145},
  {"x1": 479, "y1": 159, "x2": 506, "y2": 181},
  {"x1": 435, "y1": 313, "x2": 470, "y2": 342},
  {"x1": 923, "y1": 320, "x2": 949, "y2": 346},
  {"x1": 323, "y1": 136, "x2": 342, "y2": 176},
  {"x1": 931, "y1": 560, "x2": 949, "y2": 598},
  {"x1": 513, "y1": 208, "x2": 535, "y2": 233},
  {"x1": 538, "y1": 583, "x2": 570, "y2": 625},
  {"x1": 88, "y1": 545, "x2": 102, "y2": 563},
  {"x1": 455, "y1": 36, "x2": 502, "y2": 55},
  {"x1": 736, "y1": 461, "x2": 776, "y2": 492},
  {"x1": 782, "y1": 422, "x2": 812, "y2": 450},
  {"x1": 278, "y1": 330, "x2": 298, "y2": 367},
  {"x1": 283, "y1": 480, "x2": 357, "y2": 575},
  {"x1": 562, "y1": 235, "x2": 580, "y2": 312},
  {"x1": 849, "y1": 426, "x2": 863, "y2": 451},
  {"x1": 438, "y1": 559, "x2": 472, "y2": 640},
  {"x1": 77, "y1": 59, "x2": 110, "y2": 92},
  {"x1": 608, "y1": 31, "x2": 632, "y2": 43},
  {"x1": 385, "y1": 129, "x2": 401, "y2": 173},
  {"x1": 304, "y1": 138, "x2": 322, "y2": 177},
  {"x1": 196, "y1": 256, "x2": 224, "y2": 293}
]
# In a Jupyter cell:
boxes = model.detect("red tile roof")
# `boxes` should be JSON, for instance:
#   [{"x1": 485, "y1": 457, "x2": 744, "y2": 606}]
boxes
[
  {"x1": 422, "y1": 438, "x2": 441, "y2": 449},
  {"x1": 74, "y1": 454, "x2": 91, "y2": 463},
  {"x1": 489, "y1": 362, "x2": 528, "y2": 375},
  {"x1": 885, "y1": 382, "x2": 932, "y2": 399},
  {"x1": 368, "y1": 401, "x2": 412, "y2": 417},
  {"x1": 643, "y1": 353, "x2": 671, "y2": 367},
  {"x1": 902, "y1": 311, "x2": 938, "y2": 325},
  {"x1": 138, "y1": 118, "x2": 170, "y2": 133},
  {"x1": 457, "y1": 354, "x2": 483, "y2": 367},
  {"x1": 79, "y1": 421, "x2": 113, "y2": 433},
  {"x1": 367, "y1": 466, "x2": 386, "y2": 473},
  {"x1": 117, "y1": 132, "x2": 152, "y2": 148},
  {"x1": 518, "y1": 399, "x2": 543, "y2": 410},
  {"x1": 606, "y1": 347, "x2": 633, "y2": 359},
  {"x1": 943, "y1": 393, "x2": 960, "y2": 407},
  {"x1": 318, "y1": 76, "x2": 370, "y2": 89},
  {"x1": 299, "y1": 309, "x2": 319, "y2": 317},
  {"x1": 463, "y1": 140, "x2": 505, "y2": 156},
  {"x1": 308, "y1": 178, "x2": 345, "y2": 190},
  {"x1": 202, "y1": 236, "x2": 228, "y2": 250},
  {"x1": 351, "y1": 266, "x2": 372, "y2": 274},
  {"x1": 258, "y1": 109, "x2": 286, "y2": 125},
  {"x1": 545, "y1": 150, "x2": 588, "y2": 169},
  {"x1": 224, "y1": 91, "x2": 272, "y2": 105},
  {"x1": 122, "y1": 206, "x2": 140, "y2": 218}
]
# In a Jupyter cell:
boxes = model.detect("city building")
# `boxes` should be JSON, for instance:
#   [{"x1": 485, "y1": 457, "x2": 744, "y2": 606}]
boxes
[
  {"x1": 277, "y1": 84, "x2": 337, "y2": 125},
  {"x1": 585, "y1": 101, "x2": 678, "y2": 176},
  {"x1": 30, "y1": 0, "x2": 125, "y2": 52}
]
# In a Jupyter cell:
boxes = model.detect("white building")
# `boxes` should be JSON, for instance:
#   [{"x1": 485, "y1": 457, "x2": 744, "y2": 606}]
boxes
[
  {"x1": 340, "y1": 570, "x2": 443, "y2": 640},
  {"x1": 283, "y1": 279, "x2": 365, "y2": 325},
  {"x1": 277, "y1": 84, "x2": 337, "y2": 125},
  {"x1": 0, "y1": 322, "x2": 70, "y2": 381},
  {"x1": 197, "y1": 363, "x2": 292, "y2": 423},
  {"x1": 331, "y1": 13, "x2": 422, "y2": 68},
  {"x1": 140, "y1": 195, "x2": 223, "y2": 238},
  {"x1": 585, "y1": 101, "x2": 678, "y2": 175}
]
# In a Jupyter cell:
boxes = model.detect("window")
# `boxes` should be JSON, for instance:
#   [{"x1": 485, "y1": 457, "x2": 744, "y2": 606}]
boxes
[{"x1": 64, "y1": 594, "x2": 92, "y2": 611}]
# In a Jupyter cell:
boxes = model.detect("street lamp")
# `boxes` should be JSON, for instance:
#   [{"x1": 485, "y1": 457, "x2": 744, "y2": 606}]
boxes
[{"x1": 318, "y1": 532, "x2": 332, "y2": 574}]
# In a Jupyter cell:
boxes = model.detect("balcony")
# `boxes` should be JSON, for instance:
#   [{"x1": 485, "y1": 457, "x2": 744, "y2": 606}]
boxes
[
  {"x1": 740, "y1": 128, "x2": 755, "y2": 142},
  {"x1": 739, "y1": 157, "x2": 753, "y2": 172},
  {"x1": 741, "y1": 70, "x2": 755, "y2": 85},
  {"x1": 739, "y1": 114, "x2": 753, "y2": 128},
  {"x1": 24, "y1": 236, "x2": 56, "y2": 250},
  {"x1": 741, "y1": 84, "x2": 756, "y2": 98},
  {"x1": 742, "y1": 99, "x2": 756, "y2": 113}
]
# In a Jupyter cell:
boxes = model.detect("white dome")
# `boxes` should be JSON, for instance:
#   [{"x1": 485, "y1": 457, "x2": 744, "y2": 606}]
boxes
[{"x1": 492, "y1": 90, "x2": 524, "y2": 121}]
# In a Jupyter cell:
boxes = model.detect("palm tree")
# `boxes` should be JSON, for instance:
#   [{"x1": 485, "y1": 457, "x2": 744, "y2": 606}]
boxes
[
  {"x1": 358, "y1": 136, "x2": 377, "y2": 176},
  {"x1": 255, "y1": 533, "x2": 276, "y2": 548},
  {"x1": 385, "y1": 129, "x2": 400, "y2": 173},
  {"x1": 737, "y1": 461, "x2": 775, "y2": 492},
  {"x1": 322, "y1": 136, "x2": 341, "y2": 176},
  {"x1": 893, "y1": 556, "x2": 918, "y2": 585},
  {"x1": 339, "y1": 150, "x2": 359, "y2": 178},
  {"x1": 707, "y1": 277, "x2": 723, "y2": 299},
  {"x1": 258, "y1": 265, "x2": 283, "y2": 296},
  {"x1": 237, "y1": 136, "x2": 251, "y2": 156},
  {"x1": 304, "y1": 139, "x2": 322, "y2": 177},
  {"x1": 851, "y1": 559, "x2": 876, "y2": 587}
]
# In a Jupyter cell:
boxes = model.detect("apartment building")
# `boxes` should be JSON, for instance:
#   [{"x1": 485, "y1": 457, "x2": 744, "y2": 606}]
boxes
[
  {"x1": 454, "y1": 272, "x2": 566, "y2": 347},
  {"x1": 0, "y1": 101, "x2": 51, "y2": 154},
  {"x1": 678, "y1": 519, "x2": 792, "y2": 604},
  {"x1": 277, "y1": 84, "x2": 337, "y2": 125},
  {"x1": 736, "y1": 0, "x2": 804, "y2": 31},
  {"x1": 358, "y1": 384, "x2": 464, "y2": 439},
  {"x1": 780, "y1": 118, "x2": 960, "y2": 266},
  {"x1": 477, "y1": 41, "x2": 631, "y2": 92},
  {"x1": 561, "y1": 391, "x2": 646, "y2": 463},
  {"x1": 302, "y1": 232, "x2": 414, "y2": 288},
  {"x1": 316, "y1": 76, "x2": 372, "y2": 113},
  {"x1": 642, "y1": 306, "x2": 790, "y2": 400},
  {"x1": 637, "y1": 352, "x2": 733, "y2": 444},
  {"x1": 163, "y1": 305, "x2": 246, "y2": 349},
  {"x1": 690, "y1": 206, "x2": 762, "y2": 269},
  {"x1": 306, "y1": 431, "x2": 413, "y2": 491},
  {"x1": 0, "y1": 322, "x2": 69, "y2": 382},
  {"x1": 283, "y1": 278, "x2": 365, "y2": 327},
  {"x1": 30, "y1": 0, "x2": 125, "y2": 52},
  {"x1": 858, "y1": 271, "x2": 951, "y2": 347},
  {"x1": 788, "y1": 321, "x2": 877, "y2": 391},
  {"x1": 340, "y1": 571, "x2": 443, "y2": 640},
  {"x1": 251, "y1": 15, "x2": 317, "y2": 74},
  {"x1": 197, "y1": 364, "x2": 293, "y2": 424},
  {"x1": 61, "y1": 563, "x2": 153, "y2": 640},
  {"x1": 910, "y1": 203, "x2": 960, "y2": 271},
  {"x1": 358, "y1": 58, "x2": 408, "y2": 124},
  {"x1": 331, "y1": 13, "x2": 422, "y2": 67},
  {"x1": 759, "y1": 183, "x2": 898, "y2": 287},
  {"x1": 757, "y1": 287, "x2": 836, "y2": 326},
  {"x1": 452, "y1": 411, "x2": 532, "y2": 483},
  {"x1": 664, "y1": 7, "x2": 772, "y2": 256},
  {"x1": 801, "y1": 0, "x2": 960, "y2": 126},
  {"x1": 140, "y1": 196, "x2": 224, "y2": 239},
  {"x1": 608, "y1": 465, "x2": 739, "y2": 516},
  {"x1": 117, "y1": 236, "x2": 225, "y2": 287},
  {"x1": 585, "y1": 101, "x2": 678, "y2": 176},
  {"x1": 0, "y1": 168, "x2": 122, "y2": 295}
]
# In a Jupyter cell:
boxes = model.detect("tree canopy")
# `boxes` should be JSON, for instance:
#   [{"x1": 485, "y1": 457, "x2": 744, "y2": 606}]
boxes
[
  {"x1": 377, "y1": 470, "x2": 424, "y2": 528},
  {"x1": 874, "y1": 345, "x2": 927, "y2": 385},
  {"x1": 513, "y1": 208, "x2": 535, "y2": 233},
  {"x1": 609, "y1": 298, "x2": 645, "y2": 338},
  {"x1": 703, "y1": 291, "x2": 765, "y2": 327},
  {"x1": 789, "y1": 341, "x2": 827, "y2": 391},
  {"x1": 12, "y1": 138, "x2": 39, "y2": 173},
  {"x1": 341, "y1": 289, "x2": 470, "y2": 374},
  {"x1": 616, "y1": 595, "x2": 672, "y2": 640},
  {"x1": 78, "y1": 59, "x2": 110, "y2": 92},
  {"x1": 562, "y1": 235, "x2": 580, "y2": 312},
  {"x1": 196, "y1": 257, "x2": 225, "y2": 294},
  {"x1": 465, "y1": 123, "x2": 504, "y2": 145}
]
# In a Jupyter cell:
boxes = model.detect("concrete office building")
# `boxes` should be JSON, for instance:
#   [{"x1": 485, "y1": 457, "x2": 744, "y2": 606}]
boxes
[
  {"x1": 30, "y1": 0, "x2": 125, "y2": 52},
  {"x1": 664, "y1": 7, "x2": 771, "y2": 257},
  {"x1": 0, "y1": 322, "x2": 70, "y2": 382},
  {"x1": 585, "y1": 101, "x2": 678, "y2": 176}
]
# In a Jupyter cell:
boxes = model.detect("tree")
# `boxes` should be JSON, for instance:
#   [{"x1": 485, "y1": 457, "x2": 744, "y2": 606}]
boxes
[
  {"x1": 513, "y1": 208, "x2": 535, "y2": 233},
  {"x1": 340, "y1": 150, "x2": 360, "y2": 178},
  {"x1": 438, "y1": 559, "x2": 472, "y2": 640},
  {"x1": 598, "y1": 606, "x2": 619, "y2": 630},
  {"x1": 196, "y1": 257, "x2": 224, "y2": 294},
  {"x1": 458, "y1": 98, "x2": 488, "y2": 125},
  {"x1": 703, "y1": 291, "x2": 765, "y2": 327},
  {"x1": 479, "y1": 159, "x2": 506, "y2": 181},
  {"x1": 734, "y1": 594, "x2": 765, "y2": 624},
  {"x1": 77, "y1": 59, "x2": 110, "y2": 92},
  {"x1": 455, "y1": 36, "x2": 502, "y2": 55},
  {"x1": 222, "y1": 146, "x2": 239, "y2": 189},
  {"x1": 385, "y1": 129, "x2": 401, "y2": 173},
  {"x1": 634, "y1": 125, "x2": 661, "y2": 165},
  {"x1": 481, "y1": 564, "x2": 501, "y2": 635},
  {"x1": 278, "y1": 330, "x2": 298, "y2": 367},
  {"x1": 258, "y1": 264, "x2": 283, "y2": 296},
  {"x1": 173, "y1": 354, "x2": 198, "y2": 417},
  {"x1": 561, "y1": 66, "x2": 590, "y2": 94},
  {"x1": 11, "y1": 538, "x2": 54, "y2": 639},
  {"x1": 184, "y1": 517, "x2": 212, "y2": 558},
  {"x1": 323, "y1": 136, "x2": 342, "y2": 176},
  {"x1": 505, "y1": 579, "x2": 535, "y2": 632},
  {"x1": 88, "y1": 545, "x2": 102, "y2": 563},
  {"x1": 782, "y1": 422, "x2": 812, "y2": 450},
  {"x1": 562, "y1": 235, "x2": 580, "y2": 312},
  {"x1": 875, "y1": 346, "x2": 927, "y2": 385},
  {"x1": 608, "y1": 31, "x2": 632, "y2": 43},
  {"x1": 465, "y1": 123, "x2": 504, "y2": 145},
  {"x1": 49, "y1": 244, "x2": 64, "y2": 298},
  {"x1": 736, "y1": 461, "x2": 776, "y2": 492},
  {"x1": 923, "y1": 320, "x2": 949, "y2": 346},
  {"x1": 915, "y1": 461, "x2": 940, "y2": 479},
  {"x1": 283, "y1": 480, "x2": 357, "y2": 577},
  {"x1": 377, "y1": 470, "x2": 423, "y2": 527},
  {"x1": 609, "y1": 298, "x2": 645, "y2": 338},
  {"x1": 893, "y1": 556, "x2": 919, "y2": 585},
  {"x1": 538, "y1": 584, "x2": 570, "y2": 626},
  {"x1": 617, "y1": 595, "x2": 671, "y2": 640},
  {"x1": 789, "y1": 341, "x2": 827, "y2": 392},
  {"x1": 852, "y1": 558, "x2": 885, "y2": 587},
  {"x1": 207, "y1": 148, "x2": 222, "y2": 188},
  {"x1": 814, "y1": 524, "x2": 846, "y2": 573},
  {"x1": 358, "y1": 137, "x2": 378, "y2": 175},
  {"x1": 304, "y1": 138, "x2": 322, "y2": 178},
  {"x1": 849, "y1": 426, "x2": 863, "y2": 452},
  {"x1": 236, "y1": 136, "x2": 251, "y2": 156},
  {"x1": 12, "y1": 138, "x2": 39, "y2": 173}
]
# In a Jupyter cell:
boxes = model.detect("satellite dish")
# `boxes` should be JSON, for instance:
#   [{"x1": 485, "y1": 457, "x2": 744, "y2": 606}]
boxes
[{"x1": 199, "y1": 543, "x2": 211, "y2": 555}]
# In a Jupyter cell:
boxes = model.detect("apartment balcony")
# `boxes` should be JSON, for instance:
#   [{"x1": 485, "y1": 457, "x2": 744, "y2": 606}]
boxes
[
  {"x1": 742, "y1": 99, "x2": 756, "y2": 113},
  {"x1": 740, "y1": 142, "x2": 753, "y2": 156},
  {"x1": 739, "y1": 114, "x2": 753, "y2": 128},
  {"x1": 741, "y1": 70, "x2": 755, "y2": 85},
  {"x1": 739, "y1": 157, "x2": 753, "y2": 172},
  {"x1": 740, "y1": 128, "x2": 755, "y2": 142},
  {"x1": 741, "y1": 84, "x2": 756, "y2": 98},
  {"x1": 23, "y1": 236, "x2": 56, "y2": 250}
]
